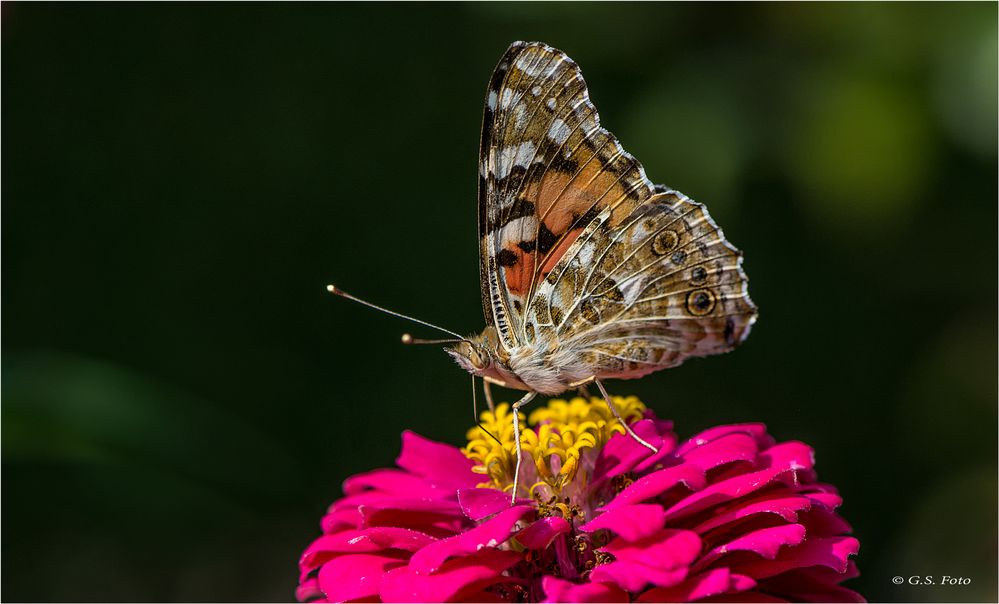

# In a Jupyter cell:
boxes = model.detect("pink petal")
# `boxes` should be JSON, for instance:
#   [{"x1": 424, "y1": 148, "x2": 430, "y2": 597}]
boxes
[
  {"x1": 317, "y1": 553, "x2": 407, "y2": 602},
  {"x1": 516, "y1": 516, "x2": 571, "y2": 550},
  {"x1": 694, "y1": 524, "x2": 807, "y2": 572},
  {"x1": 320, "y1": 507, "x2": 364, "y2": 534},
  {"x1": 640, "y1": 411, "x2": 674, "y2": 432},
  {"x1": 458, "y1": 589, "x2": 516, "y2": 603},
  {"x1": 299, "y1": 527, "x2": 437, "y2": 577},
  {"x1": 330, "y1": 490, "x2": 462, "y2": 515},
  {"x1": 592, "y1": 419, "x2": 667, "y2": 485},
  {"x1": 837, "y1": 559, "x2": 860, "y2": 582},
  {"x1": 458, "y1": 487, "x2": 529, "y2": 521},
  {"x1": 379, "y1": 549, "x2": 522, "y2": 603},
  {"x1": 600, "y1": 463, "x2": 705, "y2": 511},
  {"x1": 395, "y1": 431, "x2": 480, "y2": 491},
  {"x1": 296, "y1": 577, "x2": 326, "y2": 603},
  {"x1": 759, "y1": 565, "x2": 866, "y2": 603},
  {"x1": 680, "y1": 432, "x2": 761, "y2": 472},
  {"x1": 636, "y1": 568, "x2": 757, "y2": 602},
  {"x1": 662, "y1": 466, "x2": 798, "y2": 522},
  {"x1": 344, "y1": 469, "x2": 451, "y2": 499},
  {"x1": 805, "y1": 491, "x2": 844, "y2": 510},
  {"x1": 342, "y1": 496, "x2": 462, "y2": 514},
  {"x1": 800, "y1": 505, "x2": 854, "y2": 536},
  {"x1": 758, "y1": 441, "x2": 816, "y2": 478},
  {"x1": 354, "y1": 497, "x2": 465, "y2": 529},
  {"x1": 591, "y1": 561, "x2": 689, "y2": 594},
  {"x1": 733, "y1": 536, "x2": 860, "y2": 580},
  {"x1": 676, "y1": 424, "x2": 773, "y2": 457},
  {"x1": 542, "y1": 576, "x2": 629, "y2": 603},
  {"x1": 692, "y1": 495, "x2": 813, "y2": 535},
  {"x1": 581, "y1": 504, "x2": 665, "y2": 541},
  {"x1": 591, "y1": 529, "x2": 701, "y2": 592},
  {"x1": 408, "y1": 504, "x2": 534, "y2": 574},
  {"x1": 633, "y1": 431, "x2": 680, "y2": 473},
  {"x1": 699, "y1": 592, "x2": 789, "y2": 602}
]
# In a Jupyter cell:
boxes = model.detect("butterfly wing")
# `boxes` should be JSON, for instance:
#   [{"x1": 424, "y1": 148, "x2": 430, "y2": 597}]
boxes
[
  {"x1": 526, "y1": 190, "x2": 757, "y2": 379},
  {"x1": 478, "y1": 41, "x2": 659, "y2": 351}
]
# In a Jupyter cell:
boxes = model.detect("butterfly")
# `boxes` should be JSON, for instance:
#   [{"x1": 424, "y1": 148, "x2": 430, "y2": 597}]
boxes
[{"x1": 329, "y1": 41, "x2": 757, "y2": 501}]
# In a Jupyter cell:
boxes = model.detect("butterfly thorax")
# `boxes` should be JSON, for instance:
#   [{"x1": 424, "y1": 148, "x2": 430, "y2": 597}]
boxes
[{"x1": 448, "y1": 325, "x2": 593, "y2": 396}]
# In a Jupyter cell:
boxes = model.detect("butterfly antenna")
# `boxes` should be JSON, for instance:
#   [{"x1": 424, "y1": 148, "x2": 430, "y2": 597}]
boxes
[
  {"x1": 401, "y1": 334, "x2": 463, "y2": 345},
  {"x1": 326, "y1": 284, "x2": 466, "y2": 340},
  {"x1": 472, "y1": 375, "x2": 502, "y2": 446}
]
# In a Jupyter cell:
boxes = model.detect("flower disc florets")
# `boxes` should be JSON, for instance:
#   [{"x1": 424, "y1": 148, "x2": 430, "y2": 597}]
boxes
[{"x1": 298, "y1": 396, "x2": 862, "y2": 603}]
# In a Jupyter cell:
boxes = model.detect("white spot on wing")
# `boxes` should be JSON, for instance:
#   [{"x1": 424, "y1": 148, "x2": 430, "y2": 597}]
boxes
[
  {"x1": 577, "y1": 241, "x2": 596, "y2": 268},
  {"x1": 516, "y1": 53, "x2": 564, "y2": 77},
  {"x1": 500, "y1": 216, "x2": 539, "y2": 242},
  {"x1": 620, "y1": 276, "x2": 644, "y2": 304},
  {"x1": 500, "y1": 88, "x2": 514, "y2": 109},
  {"x1": 531, "y1": 85, "x2": 541, "y2": 96},
  {"x1": 546, "y1": 98, "x2": 557, "y2": 110},
  {"x1": 497, "y1": 141, "x2": 537, "y2": 179},
  {"x1": 487, "y1": 90, "x2": 497, "y2": 110},
  {"x1": 548, "y1": 118, "x2": 570, "y2": 145},
  {"x1": 513, "y1": 102, "x2": 528, "y2": 129}
]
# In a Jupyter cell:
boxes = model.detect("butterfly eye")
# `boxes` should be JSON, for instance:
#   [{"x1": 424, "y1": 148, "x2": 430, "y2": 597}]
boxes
[
  {"x1": 686, "y1": 289, "x2": 717, "y2": 316},
  {"x1": 468, "y1": 345, "x2": 490, "y2": 370},
  {"x1": 690, "y1": 266, "x2": 708, "y2": 285}
]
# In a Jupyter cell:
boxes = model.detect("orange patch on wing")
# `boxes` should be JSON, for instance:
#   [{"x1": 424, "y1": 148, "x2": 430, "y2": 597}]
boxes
[
  {"x1": 505, "y1": 154, "x2": 644, "y2": 300},
  {"x1": 502, "y1": 246, "x2": 531, "y2": 296},
  {"x1": 526, "y1": 160, "x2": 635, "y2": 231},
  {"x1": 501, "y1": 225, "x2": 583, "y2": 297},
  {"x1": 542, "y1": 227, "x2": 583, "y2": 274}
]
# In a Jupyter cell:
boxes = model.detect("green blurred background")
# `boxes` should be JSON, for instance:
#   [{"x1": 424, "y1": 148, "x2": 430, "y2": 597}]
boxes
[{"x1": 3, "y1": 3, "x2": 996, "y2": 602}]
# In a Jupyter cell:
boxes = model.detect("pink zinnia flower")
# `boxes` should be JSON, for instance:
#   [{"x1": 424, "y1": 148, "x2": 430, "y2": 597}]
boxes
[{"x1": 297, "y1": 396, "x2": 862, "y2": 602}]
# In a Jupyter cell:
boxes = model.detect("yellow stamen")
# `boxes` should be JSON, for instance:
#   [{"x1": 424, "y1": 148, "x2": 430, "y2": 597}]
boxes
[{"x1": 462, "y1": 396, "x2": 647, "y2": 493}]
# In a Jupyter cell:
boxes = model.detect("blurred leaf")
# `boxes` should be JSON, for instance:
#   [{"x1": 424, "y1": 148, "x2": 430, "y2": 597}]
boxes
[
  {"x1": 784, "y1": 71, "x2": 934, "y2": 235},
  {"x1": 3, "y1": 350, "x2": 301, "y2": 501},
  {"x1": 932, "y1": 25, "x2": 998, "y2": 159}
]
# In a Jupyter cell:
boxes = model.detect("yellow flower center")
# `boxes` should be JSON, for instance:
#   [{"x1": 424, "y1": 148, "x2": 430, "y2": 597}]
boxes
[{"x1": 462, "y1": 395, "x2": 647, "y2": 496}]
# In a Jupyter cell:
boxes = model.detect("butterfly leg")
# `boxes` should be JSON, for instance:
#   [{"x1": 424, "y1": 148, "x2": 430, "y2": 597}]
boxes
[
  {"x1": 483, "y1": 379, "x2": 497, "y2": 413},
  {"x1": 594, "y1": 379, "x2": 658, "y2": 454},
  {"x1": 509, "y1": 391, "x2": 537, "y2": 504}
]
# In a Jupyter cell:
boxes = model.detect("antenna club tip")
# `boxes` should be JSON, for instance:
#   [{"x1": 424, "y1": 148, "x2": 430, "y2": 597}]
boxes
[
  {"x1": 326, "y1": 284, "x2": 338, "y2": 293},
  {"x1": 401, "y1": 333, "x2": 413, "y2": 344}
]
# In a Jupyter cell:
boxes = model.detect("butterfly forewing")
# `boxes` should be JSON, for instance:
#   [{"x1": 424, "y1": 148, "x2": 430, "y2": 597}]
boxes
[{"x1": 478, "y1": 42, "x2": 658, "y2": 349}]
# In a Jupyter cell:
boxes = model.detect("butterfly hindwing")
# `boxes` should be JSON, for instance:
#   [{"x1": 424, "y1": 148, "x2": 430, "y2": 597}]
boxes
[
  {"x1": 478, "y1": 41, "x2": 658, "y2": 349},
  {"x1": 526, "y1": 190, "x2": 757, "y2": 378}
]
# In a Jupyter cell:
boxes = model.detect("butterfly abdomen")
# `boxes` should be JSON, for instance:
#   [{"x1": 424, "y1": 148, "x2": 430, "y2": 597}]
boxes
[{"x1": 507, "y1": 344, "x2": 592, "y2": 395}]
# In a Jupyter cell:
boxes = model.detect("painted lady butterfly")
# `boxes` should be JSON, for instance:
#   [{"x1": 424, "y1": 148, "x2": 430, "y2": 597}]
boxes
[{"x1": 330, "y1": 41, "x2": 757, "y2": 500}]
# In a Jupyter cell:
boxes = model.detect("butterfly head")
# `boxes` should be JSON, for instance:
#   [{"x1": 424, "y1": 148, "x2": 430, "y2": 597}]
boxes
[{"x1": 447, "y1": 326, "x2": 503, "y2": 376}]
